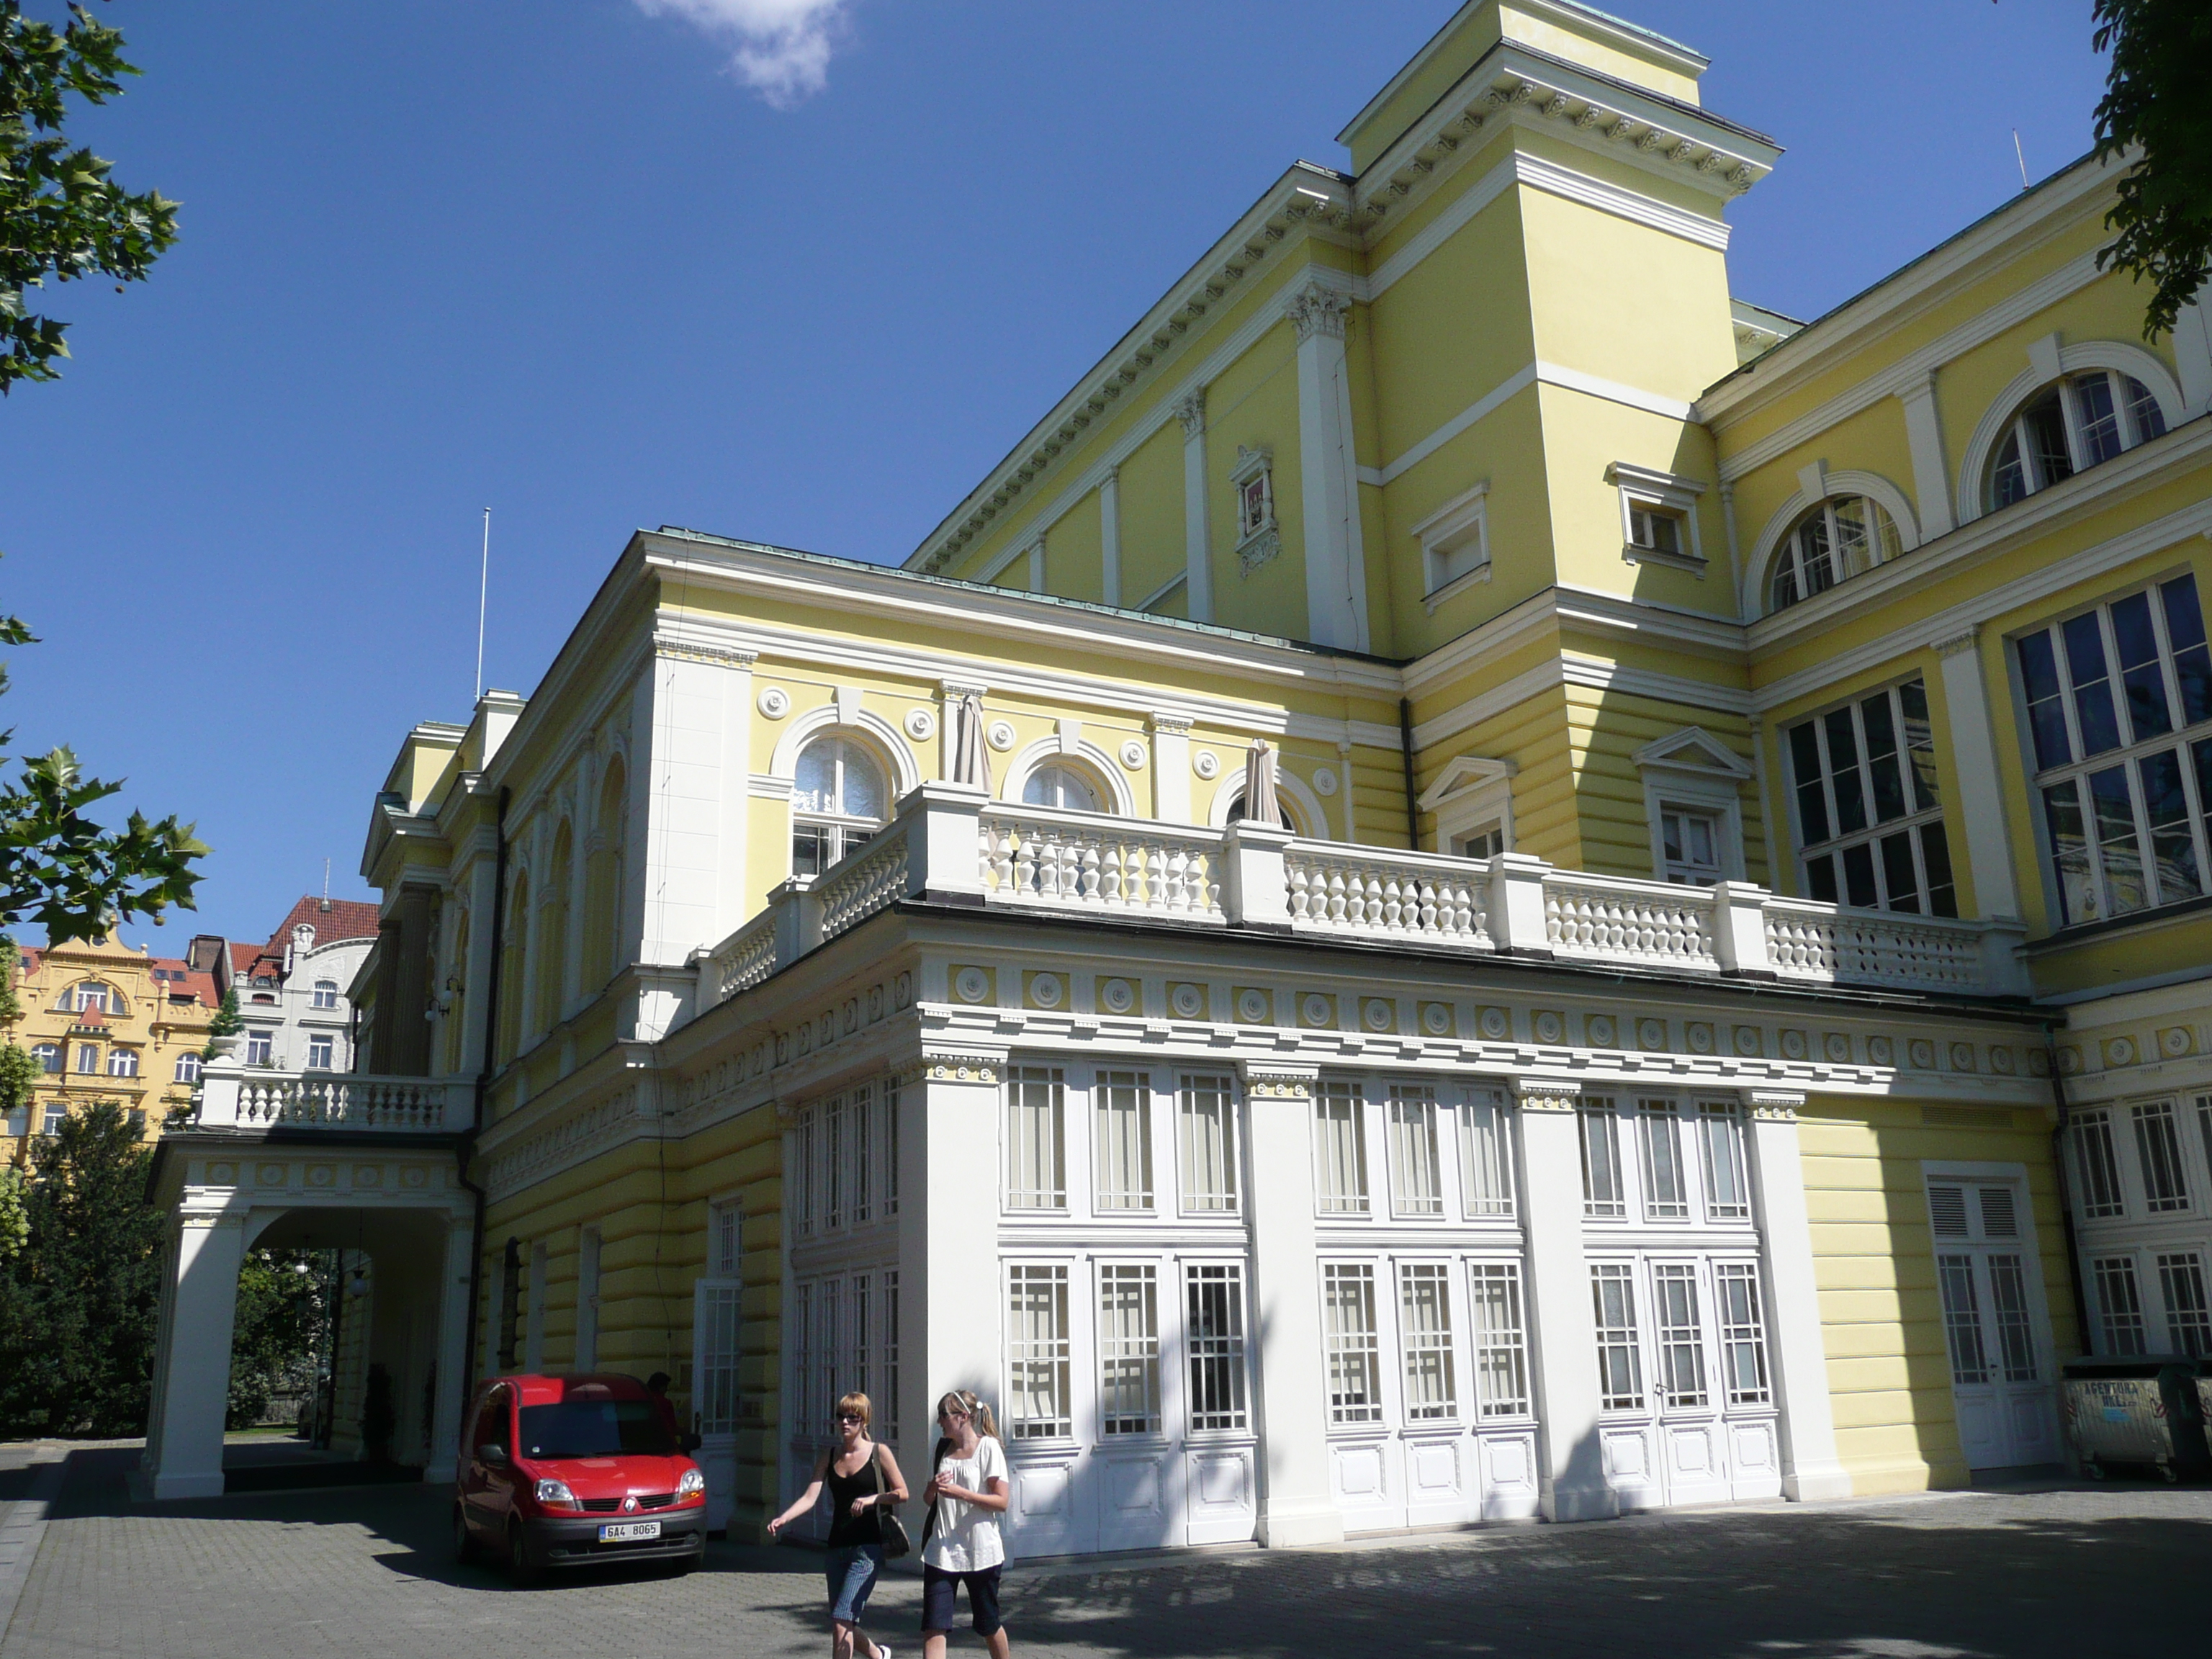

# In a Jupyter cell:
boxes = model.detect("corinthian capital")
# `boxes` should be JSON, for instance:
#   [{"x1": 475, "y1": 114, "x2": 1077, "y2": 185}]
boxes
[
  {"x1": 1174, "y1": 391, "x2": 1206, "y2": 437},
  {"x1": 1285, "y1": 279, "x2": 1351, "y2": 343}
]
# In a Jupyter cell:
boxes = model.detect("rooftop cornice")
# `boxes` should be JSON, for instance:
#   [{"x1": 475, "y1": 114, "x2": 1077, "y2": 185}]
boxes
[
  {"x1": 904, "y1": 163, "x2": 1359, "y2": 577},
  {"x1": 1403, "y1": 583, "x2": 1746, "y2": 697},
  {"x1": 1699, "y1": 150, "x2": 2122, "y2": 422}
]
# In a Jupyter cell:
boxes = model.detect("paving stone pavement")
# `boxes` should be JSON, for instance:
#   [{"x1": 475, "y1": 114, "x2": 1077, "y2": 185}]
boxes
[{"x1": 4, "y1": 1447, "x2": 2210, "y2": 1659}]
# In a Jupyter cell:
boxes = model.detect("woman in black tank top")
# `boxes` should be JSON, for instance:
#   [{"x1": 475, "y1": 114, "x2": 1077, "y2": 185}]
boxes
[{"x1": 769, "y1": 1390, "x2": 909, "y2": 1659}]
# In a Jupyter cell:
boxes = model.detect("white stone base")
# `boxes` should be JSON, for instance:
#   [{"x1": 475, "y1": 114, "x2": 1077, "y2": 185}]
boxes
[
  {"x1": 128, "y1": 1466, "x2": 225, "y2": 1502},
  {"x1": 1255, "y1": 1496, "x2": 1346, "y2": 1547},
  {"x1": 1783, "y1": 1466, "x2": 1856, "y2": 1502},
  {"x1": 1540, "y1": 1479, "x2": 1621, "y2": 1522}
]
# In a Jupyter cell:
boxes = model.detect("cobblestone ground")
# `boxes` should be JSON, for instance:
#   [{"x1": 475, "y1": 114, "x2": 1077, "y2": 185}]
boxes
[{"x1": 4, "y1": 1448, "x2": 2209, "y2": 1659}]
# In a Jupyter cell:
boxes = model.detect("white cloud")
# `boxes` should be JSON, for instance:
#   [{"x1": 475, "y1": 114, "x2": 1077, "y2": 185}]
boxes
[{"x1": 634, "y1": 0, "x2": 849, "y2": 109}]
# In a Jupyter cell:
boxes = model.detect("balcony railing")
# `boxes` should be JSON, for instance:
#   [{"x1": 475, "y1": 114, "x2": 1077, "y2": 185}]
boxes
[
  {"x1": 696, "y1": 781, "x2": 2029, "y2": 1012},
  {"x1": 194, "y1": 1049, "x2": 472, "y2": 1134}
]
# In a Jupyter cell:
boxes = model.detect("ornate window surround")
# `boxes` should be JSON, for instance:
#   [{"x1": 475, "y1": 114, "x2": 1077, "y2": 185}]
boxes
[
  {"x1": 1955, "y1": 335, "x2": 2185, "y2": 527},
  {"x1": 1608, "y1": 462, "x2": 1708, "y2": 575},
  {"x1": 1632, "y1": 728, "x2": 1751, "y2": 884},
  {"x1": 1229, "y1": 444, "x2": 1281, "y2": 577},
  {"x1": 1417, "y1": 755, "x2": 1518, "y2": 858},
  {"x1": 1004, "y1": 731, "x2": 1136, "y2": 817},
  {"x1": 1747, "y1": 464, "x2": 1923, "y2": 618}
]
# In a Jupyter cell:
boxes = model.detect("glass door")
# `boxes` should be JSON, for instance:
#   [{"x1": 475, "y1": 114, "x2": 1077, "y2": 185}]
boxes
[{"x1": 1929, "y1": 1179, "x2": 2059, "y2": 1468}]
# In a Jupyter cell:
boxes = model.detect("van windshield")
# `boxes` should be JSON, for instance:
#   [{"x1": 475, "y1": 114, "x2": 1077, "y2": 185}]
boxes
[{"x1": 518, "y1": 1399, "x2": 674, "y2": 1459}]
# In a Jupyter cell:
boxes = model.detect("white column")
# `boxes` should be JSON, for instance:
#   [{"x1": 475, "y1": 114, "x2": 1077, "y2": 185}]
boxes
[
  {"x1": 1240, "y1": 1061, "x2": 1344, "y2": 1547},
  {"x1": 1933, "y1": 626, "x2": 2022, "y2": 918},
  {"x1": 1148, "y1": 711, "x2": 1192, "y2": 823},
  {"x1": 1743, "y1": 1089, "x2": 1852, "y2": 1501},
  {"x1": 1100, "y1": 468, "x2": 1122, "y2": 608},
  {"x1": 1335, "y1": 741, "x2": 1357, "y2": 842},
  {"x1": 1176, "y1": 392, "x2": 1213, "y2": 623},
  {"x1": 1897, "y1": 371, "x2": 1955, "y2": 539},
  {"x1": 894, "y1": 1048, "x2": 1007, "y2": 1501},
  {"x1": 1514, "y1": 1079, "x2": 1617, "y2": 1521},
  {"x1": 1287, "y1": 280, "x2": 1370, "y2": 652},
  {"x1": 426, "y1": 1215, "x2": 478, "y2": 1483},
  {"x1": 141, "y1": 1212, "x2": 246, "y2": 1500}
]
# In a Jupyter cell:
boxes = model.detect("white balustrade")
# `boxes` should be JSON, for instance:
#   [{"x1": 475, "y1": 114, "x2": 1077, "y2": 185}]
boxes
[
  {"x1": 1543, "y1": 873, "x2": 1718, "y2": 969},
  {"x1": 1286, "y1": 843, "x2": 1491, "y2": 948},
  {"x1": 199, "y1": 1069, "x2": 472, "y2": 1133},
  {"x1": 1762, "y1": 899, "x2": 1997, "y2": 992},
  {"x1": 818, "y1": 834, "x2": 912, "y2": 941},
  {"x1": 710, "y1": 911, "x2": 779, "y2": 1001},
  {"x1": 979, "y1": 806, "x2": 1223, "y2": 921}
]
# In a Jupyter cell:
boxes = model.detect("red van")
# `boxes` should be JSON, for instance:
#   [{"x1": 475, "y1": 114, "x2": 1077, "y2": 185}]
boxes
[{"x1": 454, "y1": 1374, "x2": 708, "y2": 1583}]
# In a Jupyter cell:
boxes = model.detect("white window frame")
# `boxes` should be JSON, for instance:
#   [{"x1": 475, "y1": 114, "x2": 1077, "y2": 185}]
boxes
[
  {"x1": 1417, "y1": 755, "x2": 1518, "y2": 860},
  {"x1": 1608, "y1": 462, "x2": 1707, "y2": 575},
  {"x1": 305, "y1": 1034, "x2": 334, "y2": 1071},
  {"x1": 790, "y1": 733, "x2": 891, "y2": 878},
  {"x1": 312, "y1": 980, "x2": 340, "y2": 1010},
  {"x1": 1411, "y1": 482, "x2": 1491, "y2": 610},
  {"x1": 1004, "y1": 1066, "x2": 1068, "y2": 1213},
  {"x1": 1177, "y1": 1071, "x2": 1241, "y2": 1216},
  {"x1": 1784, "y1": 678, "x2": 1955, "y2": 914},
  {"x1": 1632, "y1": 729, "x2": 1750, "y2": 886},
  {"x1": 106, "y1": 1047, "x2": 140, "y2": 1079},
  {"x1": 1006, "y1": 1261, "x2": 1074, "y2": 1442},
  {"x1": 1183, "y1": 1260, "x2": 1251, "y2": 1434},
  {"x1": 1096, "y1": 1261, "x2": 1163, "y2": 1438},
  {"x1": 1321, "y1": 1261, "x2": 1384, "y2": 1426},
  {"x1": 1092, "y1": 1068, "x2": 1156, "y2": 1213},
  {"x1": 1313, "y1": 1078, "x2": 1370, "y2": 1218},
  {"x1": 1766, "y1": 493, "x2": 1906, "y2": 613}
]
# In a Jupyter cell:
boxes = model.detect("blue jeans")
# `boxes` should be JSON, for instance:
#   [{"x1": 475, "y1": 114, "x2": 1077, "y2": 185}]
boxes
[{"x1": 826, "y1": 1543, "x2": 884, "y2": 1624}]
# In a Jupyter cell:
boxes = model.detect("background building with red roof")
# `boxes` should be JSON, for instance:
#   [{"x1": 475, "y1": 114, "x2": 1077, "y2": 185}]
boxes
[{"x1": 226, "y1": 896, "x2": 382, "y2": 1074}]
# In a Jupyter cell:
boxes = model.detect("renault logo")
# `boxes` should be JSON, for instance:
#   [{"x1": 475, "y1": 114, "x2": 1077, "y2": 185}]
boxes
[{"x1": 622, "y1": 1496, "x2": 639, "y2": 1513}]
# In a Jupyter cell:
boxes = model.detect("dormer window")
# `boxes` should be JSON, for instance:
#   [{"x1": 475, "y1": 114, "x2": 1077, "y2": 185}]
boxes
[{"x1": 1230, "y1": 446, "x2": 1281, "y2": 574}]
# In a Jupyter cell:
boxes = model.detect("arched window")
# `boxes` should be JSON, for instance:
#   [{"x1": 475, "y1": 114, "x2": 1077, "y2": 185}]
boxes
[
  {"x1": 1986, "y1": 370, "x2": 2166, "y2": 511},
  {"x1": 792, "y1": 735, "x2": 888, "y2": 876},
  {"x1": 312, "y1": 979, "x2": 339, "y2": 1010},
  {"x1": 174, "y1": 1051, "x2": 202, "y2": 1084},
  {"x1": 586, "y1": 755, "x2": 628, "y2": 988},
  {"x1": 1768, "y1": 495, "x2": 1904, "y2": 613},
  {"x1": 1021, "y1": 763, "x2": 1102, "y2": 812},
  {"x1": 108, "y1": 1048, "x2": 139, "y2": 1078},
  {"x1": 66, "y1": 981, "x2": 112, "y2": 1014},
  {"x1": 1223, "y1": 786, "x2": 1308, "y2": 838}
]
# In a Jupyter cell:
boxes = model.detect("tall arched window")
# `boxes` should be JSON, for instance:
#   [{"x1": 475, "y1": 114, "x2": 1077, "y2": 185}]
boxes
[
  {"x1": 1986, "y1": 370, "x2": 2166, "y2": 511},
  {"x1": 792, "y1": 736, "x2": 888, "y2": 876},
  {"x1": 532, "y1": 822, "x2": 572, "y2": 1036},
  {"x1": 1021, "y1": 763, "x2": 1102, "y2": 812},
  {"x1": 498, "y1": 871, "x2": 529, "y2": 1064},
  {"x1": 1768, "y1": 495, "x2": 1903, "y2": 613}
]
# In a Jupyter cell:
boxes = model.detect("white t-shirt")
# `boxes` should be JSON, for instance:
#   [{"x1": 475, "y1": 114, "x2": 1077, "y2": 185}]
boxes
[{"x1": 921, "y1": 1436, "x2": 1008, "y2": 1572}]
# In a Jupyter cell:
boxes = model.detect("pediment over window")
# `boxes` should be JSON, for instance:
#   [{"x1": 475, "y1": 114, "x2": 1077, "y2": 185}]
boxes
[
  {"x1": 1630, "y1": 727, "x2": 1752, "y2": 781},
  {"x1": 1416, "y1": 755, "x2": 1518, "y2": 812}
]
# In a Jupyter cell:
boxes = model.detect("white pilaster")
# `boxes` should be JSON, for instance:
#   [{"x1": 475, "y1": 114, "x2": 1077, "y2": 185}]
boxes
[
  {"x1": 455, "y1": 841, "x2": 500, "y2": 1079},
  {"x1": 633, "y1": 635, "x2": 755, "y2": 967},
  {"x1": 562, "y1": 759, "x2": 593, "y2": 1013},
  {"x1": 1933, "y1": 626, "x2": 2021, "y2": 918},
  {"x1": 1149, "y1": 711, "x2": 1193, "y2": 823},
  {"x1": 1100, "y1": 468, "x2": 1122, "y2": 608},
  {"x1": 141, "y1": 1213, "x2": 246, "y2": 1501},
  {"x1": 1177, "y1": 393, "x2": 1213, "y2": 624},
  {"x1": 1742, "y1": 1089, "x2": 1853, "y2": 1502},
  {"x1": 1240, "y1": 1061, "x2": 1344, "y2": 1547},
  {"x1": 895, "y1": 1048, "x2": 1007, "y2": 1501},
  {"x1": 716, "y1": 650, "x2": 758, "y2": 940},
  {"x1": 1897, "y1": 372, "x2": 1955, "y2": 539},
  {"x1": 1514, "y1": 1079, "x2": 1617, "y2": 1521},
  {"x1": 1287, "y1": 280, "x2": 1370, "y2": 652}
]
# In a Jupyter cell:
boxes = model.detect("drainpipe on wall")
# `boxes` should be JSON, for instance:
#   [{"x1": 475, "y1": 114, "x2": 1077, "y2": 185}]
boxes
[
  {"x1": 2044, "y1": 1022, "x2": 2091, "y2": 1358},
  {"x1": 456, "y1": 786, "x2": 511, "y2": 1415},
  {"x1": 1398, "y1": 697, "x2": 1421, "y2": 851}
]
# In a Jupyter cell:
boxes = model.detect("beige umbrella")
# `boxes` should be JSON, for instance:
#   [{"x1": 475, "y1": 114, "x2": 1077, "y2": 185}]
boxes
[
  {"x1": 1241, "y1": 739, "x2": 1283, "y2": 827},
  {"x1": 954, "y1": 691, "x2": 992, "y2": 791}
]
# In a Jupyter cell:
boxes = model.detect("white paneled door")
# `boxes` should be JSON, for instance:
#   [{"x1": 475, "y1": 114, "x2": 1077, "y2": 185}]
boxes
[{"x1": 1928, "y1": 1179, "x2": 2061, "y2": 1469}]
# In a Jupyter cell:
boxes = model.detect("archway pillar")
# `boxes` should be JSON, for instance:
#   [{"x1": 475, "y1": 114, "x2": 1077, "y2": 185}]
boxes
[{"x1": 139, "y1": 1212, "x2": 247, "y2": 1501}]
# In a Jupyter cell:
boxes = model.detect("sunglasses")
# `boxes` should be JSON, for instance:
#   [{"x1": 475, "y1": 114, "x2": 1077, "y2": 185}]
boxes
[{"x1": 837, "y1": 1413, "x2": 865, "y2": 1424}]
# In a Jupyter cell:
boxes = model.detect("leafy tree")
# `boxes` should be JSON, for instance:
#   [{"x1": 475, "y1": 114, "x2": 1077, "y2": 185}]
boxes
[
  {"x1": 228, "y1": 1247, "x2": 325, "y2": 1429},
  {"x1": 0, "y1": 1099, "x2": 161, "y2": 1434},
  {"x1": 0, "y1": 932, "x2": 34, "y2": 1141},
  {"x1": 2092, "y1": 0, "x2": 2212, "y2": 338},
  {"x1": 1, "y1": 0, "x2": 177, "y2": 391},
  {"x1": 0, "y1": 1166, "x2": 24, "y2": 1259}
]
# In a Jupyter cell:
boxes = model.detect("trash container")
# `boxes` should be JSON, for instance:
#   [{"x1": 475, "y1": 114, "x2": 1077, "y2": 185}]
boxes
[{"x1": 2061, "y1": 1357, "x2": 2211, "y2": 1481}]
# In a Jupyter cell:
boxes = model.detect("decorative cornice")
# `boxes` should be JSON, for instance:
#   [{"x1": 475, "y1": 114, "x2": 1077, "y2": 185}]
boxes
[
  {"x1": 1285, "y1": 280, "x2": 1352, "y2": 343},
  {"x1": 1239, "y1": 1058, "x2": 1319, "y2": 1098},
  {"x1": 1743, "y1": 1087, "x2": 1806, "y2": 1120},
  {"x1": 653, "y1": 634, "x2": 758, "y2": 670},
  {"x1": 917, "y1": 1046, "x2": 1008, "y2": 1086},
  {"x1": 1511, "y1": 1076, "x2": 1583, "y2": 1111},
  {"x1": 1932, "y1": 628, "x2": 1981, "y2": 660}
]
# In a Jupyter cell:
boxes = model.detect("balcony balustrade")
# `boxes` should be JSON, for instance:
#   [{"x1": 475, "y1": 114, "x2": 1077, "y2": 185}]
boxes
[
  {"x1": 697, "y1": 781, "x2": 2028, "y2": 1012},
  {"x1": 192, "y1": 1043, "x2": 473, "y2": 1134}
]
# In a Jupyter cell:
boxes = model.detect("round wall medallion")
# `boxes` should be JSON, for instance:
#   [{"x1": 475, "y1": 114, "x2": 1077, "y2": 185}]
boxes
[
  {"x1": 904, "y1": 708, "x2": 936, "y2": 740},
  {"x1": 1533, "y1": 1010, "x2": 1563, "y2": 1043},
  {"x1": 2058, "y1": 1045, "x2": 2082, "y2": 1074},
  {"x1": 208, "y1": 1162, "x2": 236, "y2": 1185},
  {"x1": 1638, "y1": 1018, "x2": 1667, "y2": 1050},
  {"x1": 1120, "y1": 739, "x2": 1147, "y2": 770},
  {"x1": 1909, "y1": 1039, "x2": 1936, "y2": 1069},
  {"x1": 1990, "y1": 1046, "x2": 2017, "y2": 1074},
  {"x1": 1365, "y1": 999, "x2": 1395, "y2": 1033},
  {"x1": 954, "y1": 967, "x2": 990, "y2": 1004},
  {"x1": 987, "y1": 720, "x2": 1016, "y2": 752},
  {"x1": 1480, "y1": 1007, "x2": 1511, "y2": 1040},
  {"x1": 1100, "y1": 977, "x2": 1136, "y2": 1014},
  {"x1": 352, "y1": 1165, "x2": 382, "y2": 1187},
  {"x1": 308, "y1": 1164, "x2": 336, "y2": 1187},
  {"x1": 1825, "y1": 1033, "x2": 1852, "y2": 1063},
  {"x1": 1587, "y1": 1015, "x2": 1617, "y2": 1048},
  {"x1": 1781, "y1": 1029, "x2": 1807, "y2": 1060},
  {"x1": 868, "y1": 986, "x2": 884, "y2": 1021},
  {"x1": 401, "y1": 1165, "x2": 428, "y2": 1188},
  {"x1": 1171, "y1": 983, "x2": 1204, "y2": 1019},
  {"x1": 1237, "y1": 988, "x2": 1270, "y2": 1023},
  {"x1": 756, "y1": 686, "x2": 791, "y2": 719},
  {"x1": 1305, "y1": 993, "x2": 1336, "y2": 1027},
  {"x1": 1421, "y1": 1002, "x2": 1452, "y2": 1036},
  {"x1": 895, "y1": 971, "x2": 913, "y2": 1007},
  {"x1": 1193, "y1": 750, "x2": 1220, "y2": 779},
  {"x1": 1868, "y1": 1035, "x2": 1894, "y2": 1066},
  {"x1": 1313, "y1": 768, "x2": 1339, "y2": 796},
  {"x1": 2106, "y1": 1035, "x2": 2137, "y2": 1067},
  {"x1": 1687, "y1": 1023, "x2": 1714, "y2": 1054},
  {"x1": 2028, "y1": 1048, "x2": 2052, "y2": 1076},
  {"x1": 1030, "y1": 974, "x2": 1064, "y2": 1010},
  {"x1": 2161, "y1": 1026, "x2": 2193, "y2": 1057},
  {"x1": 842, "y1": 999, "x2": 860, "y2": 1033},
  {"x1": 1735, "y1": 1025, "x2": 1762, "y2": 1057},
  {"x1": 256, "y1": 1162, "x2": 286, "y2": 1186},
  {"x1": 1948, "y1": 1041, "x2": 1976, "y2": 1071}
]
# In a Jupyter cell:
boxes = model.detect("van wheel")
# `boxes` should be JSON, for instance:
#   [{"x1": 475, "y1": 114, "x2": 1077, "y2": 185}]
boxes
[
  {"x1": 452, "y1": 1504, "x2": 482, "y2": 1566},
  {"x1": 507, "y1": 1518, "x2": 543, "y2": 1587}
]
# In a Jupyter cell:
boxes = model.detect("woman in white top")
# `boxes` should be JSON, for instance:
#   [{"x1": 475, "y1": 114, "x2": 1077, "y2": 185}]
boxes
[{"x1": 918, "y1": 1390, "x2": 1011, "y2": 1659}]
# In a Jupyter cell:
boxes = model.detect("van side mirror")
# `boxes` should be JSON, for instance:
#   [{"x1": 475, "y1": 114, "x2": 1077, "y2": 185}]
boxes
[
  {"x1": 680, "y1": 1431, "x2": 702, "y2": 1453},
  {"x1": 480, "y1": 1443, "x2": 508, "y2": 1467}
]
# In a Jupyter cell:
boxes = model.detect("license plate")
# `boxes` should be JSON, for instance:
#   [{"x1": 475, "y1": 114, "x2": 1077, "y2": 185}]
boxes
[{"x1": 598, "y1": 1521, "x2": 662, "y2": 1542}]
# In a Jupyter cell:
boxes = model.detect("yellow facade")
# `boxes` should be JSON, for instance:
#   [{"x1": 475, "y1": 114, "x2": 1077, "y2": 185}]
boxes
[{"x1": 331, "y1": 1, "x2": 2212, "y2": 1535}]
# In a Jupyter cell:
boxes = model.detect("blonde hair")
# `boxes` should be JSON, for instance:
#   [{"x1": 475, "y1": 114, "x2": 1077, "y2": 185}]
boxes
[
  {"x1": 835, "y1": 1391, "x2": 872, "y2": 1428},
  {"x1": 935, "y1": 1389, "x2": 999, "y2": 1442}
]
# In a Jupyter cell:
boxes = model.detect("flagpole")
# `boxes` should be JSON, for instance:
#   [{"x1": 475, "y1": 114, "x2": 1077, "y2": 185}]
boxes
[{"x1": 475, "y1": 508, "x2": 490, "y2": 703}]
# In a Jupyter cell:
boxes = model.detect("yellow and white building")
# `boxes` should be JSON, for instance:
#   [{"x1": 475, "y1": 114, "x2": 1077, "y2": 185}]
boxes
[{"x1": 141, "y1": 1, "x2": 2212, "y2": 1542}]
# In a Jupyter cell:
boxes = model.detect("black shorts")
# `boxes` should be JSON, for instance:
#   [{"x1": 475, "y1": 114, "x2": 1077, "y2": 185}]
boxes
[{"x1": 920, "y1": 1563, "x2": 1003, "y2": 1637}]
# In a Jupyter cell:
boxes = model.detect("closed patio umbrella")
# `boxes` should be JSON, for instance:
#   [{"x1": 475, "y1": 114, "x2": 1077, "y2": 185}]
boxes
[
  {"x1": 954, "y1": 691, "x2": 992, "y2": 791},
  {"x1": 1241, "y1": 739, "x2": 1283, "y2": 828}
]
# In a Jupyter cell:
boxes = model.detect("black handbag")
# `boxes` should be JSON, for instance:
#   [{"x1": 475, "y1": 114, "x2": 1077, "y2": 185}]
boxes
[{"x1": 871, "y1": 1445, "x2": 912, "y2": 1558}]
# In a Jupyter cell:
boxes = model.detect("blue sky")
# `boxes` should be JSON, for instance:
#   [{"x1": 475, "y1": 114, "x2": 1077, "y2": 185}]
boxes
[{"x1": 2, "y1": 0, "x2": 2111, "y2": 954}]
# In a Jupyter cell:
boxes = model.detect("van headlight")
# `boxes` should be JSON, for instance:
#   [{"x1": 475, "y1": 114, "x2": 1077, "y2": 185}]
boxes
[
  {"x1": 676, "y1": 1468, "x2": 706, "y2": 1499},
  {"x1": 534, "y1": 1478, "x2": 577, "y2": 1506}
]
